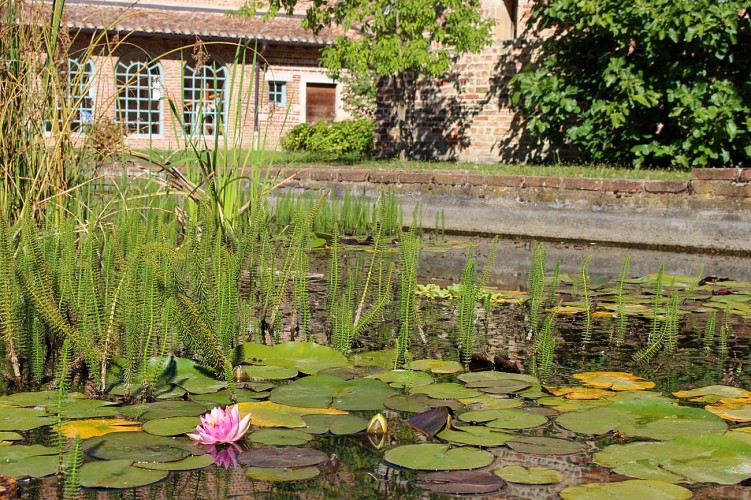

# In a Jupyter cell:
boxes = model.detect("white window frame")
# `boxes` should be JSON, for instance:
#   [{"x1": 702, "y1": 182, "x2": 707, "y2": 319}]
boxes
[
  {"x1": 182, "y1": 58, "x2": 228, "y2": 138},
  {"x1": 114, "y1": 54, "x2": 163, "y2": 137},
  {"x1": 268, "y1": 80, "x2": 287, "y2": 107},
  {"x1": 45, "y1": 57, "x2": 96, "y2": 134}
]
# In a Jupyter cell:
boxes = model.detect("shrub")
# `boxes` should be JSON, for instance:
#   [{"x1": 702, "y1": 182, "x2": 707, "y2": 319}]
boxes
[{"x1": 281, "y1": 119, "x2": 374, "y2": 158}]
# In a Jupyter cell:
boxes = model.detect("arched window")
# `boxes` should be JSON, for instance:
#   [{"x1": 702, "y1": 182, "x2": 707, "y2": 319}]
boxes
[
  {"x1": 115, "y1": 53, "x2": 162, "y2": 136},
  {"x1": 183, "y1": 58, "x2": 227, "y2": 137},
  {"x1": 45, "y1": 57, "x2": 95, "y2": 133}
]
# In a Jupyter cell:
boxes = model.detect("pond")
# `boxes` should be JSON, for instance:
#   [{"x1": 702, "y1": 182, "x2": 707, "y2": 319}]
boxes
[{"x1": 4, "y1": 231, "x2": 751, "y2": 499}]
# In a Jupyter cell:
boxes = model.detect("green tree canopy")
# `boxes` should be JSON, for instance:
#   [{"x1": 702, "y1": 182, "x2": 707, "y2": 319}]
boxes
[
  {"x1": 510, "y1": 0, "x2": 751, "y2": 168},
  {"x1": 249, "y1": 0, "x2": 492, "y2": 159}
]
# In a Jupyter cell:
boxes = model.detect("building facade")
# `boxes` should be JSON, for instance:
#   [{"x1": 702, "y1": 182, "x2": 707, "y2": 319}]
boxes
[{"x1": 55, "y1": 0, "x2": 348, "y2": 151}]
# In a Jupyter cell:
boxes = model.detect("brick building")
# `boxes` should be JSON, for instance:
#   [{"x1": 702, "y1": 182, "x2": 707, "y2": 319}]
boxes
[
  {"x1": 375, "y1": 0, "x2": 538, "y2": 163},
  {"x1": 54, "y1": 0, "x2": 348, "y2": 150}
]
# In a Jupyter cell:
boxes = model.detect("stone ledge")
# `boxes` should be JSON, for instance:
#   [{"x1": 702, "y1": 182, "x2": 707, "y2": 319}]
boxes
[{"x1": 643, "y1": 180, "x2": 690, "y2": 194}]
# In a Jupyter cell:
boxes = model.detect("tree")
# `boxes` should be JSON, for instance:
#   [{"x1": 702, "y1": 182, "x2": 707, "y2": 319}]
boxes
[
  {"x1": 254, "y1": 0, "x2": 492, "y2": 159},
  {"x1": 510, "y1": 0, "x2": 751, "y2": 168}
]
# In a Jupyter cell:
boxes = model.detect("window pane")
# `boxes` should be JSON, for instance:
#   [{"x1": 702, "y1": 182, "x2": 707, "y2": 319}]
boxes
[
  {"x1": 45, "y1": 58, "x2": 95, "y2": 133},
  {"x1": 183, "y1": 59, "x2": 227, "y2": 137},
  {"x1": 115, "y1": 55, "x2": 162, "y2": 136}
]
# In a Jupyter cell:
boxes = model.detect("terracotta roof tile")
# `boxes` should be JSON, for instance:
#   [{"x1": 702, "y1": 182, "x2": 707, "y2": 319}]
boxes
[{"x1": 61, "y1": 2, "x2": 339, "y2": 46}]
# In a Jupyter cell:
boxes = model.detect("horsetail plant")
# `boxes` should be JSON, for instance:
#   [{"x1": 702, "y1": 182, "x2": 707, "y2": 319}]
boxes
[{"x1": 614, "y1": 254, "x2": 630, "y2": 344}]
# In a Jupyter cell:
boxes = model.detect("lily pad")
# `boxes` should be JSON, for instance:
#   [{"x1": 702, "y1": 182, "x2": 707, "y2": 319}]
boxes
[
  {"x1": 405, "y1": 406, "x2": 451, "y2": 437},
  {"x1": 384, "y1": 443, "x2": 494, "y2": 471},
  {"x1": 0, "y1": 431, "x2": 22, "y2": 441},
  {"x1": 235, "y1": 342, "x2": 349, "y2": 375},
  {"x1": 536, "y1": 396, "x2": 611, "y2": 413},
  {"x1": 544, "y1": 386, "x2": 616, "y2": 400},
  {"x1": 494, "y1": 465, "x2": 564, "y2": 485},
  {"x1": 412, "y1": 383, "x2": 481, "y2": 400},
  {"x1": 190, "y1": 388, "x2": 270, "y2": 409},
  {"x1": 706, "y1": 398, "x2": 751, "y2": 422},
  {"x1": 556, "y1": 399, "x2": 727, "y2": 439},
  {"x1": 241, "y1": 365, "x2": 299, "y2": 380},
  {"x1": 120, "y1": 401, "x2": 207, "y2": 421},
  {"x1": 83, "y1": 432, "x2": 203, "y2": 463},
  {"x1": 560, "y1": 480, "x2": 692, "y2": 499},
  {"x1": 368, "y1": 370, "x2": 434, "y2": 389},
  {"x1": 54, "y1": 399, "x2": 120, "y2": 419},
  {"x1": 303, "y1": 414, "x2": 368, "y2": 435},
  {"x1": 573, "y1": 371, "x2": 655, "y2": 391},
  {"x1": 245, "y1": 466, "x2": 320, "y2": 482},
  {"x1": 458, "y1": 408, "x2": 548, "y2": 430},
  {"x1": 673, "y1": 385, "x2": 751, "y2": 403},
  {"x1": 0, "y1": 445, "x2": 57, "y2": 479},
  {"x1": 249, "y1": 429, "x2": 313, "y2": 446},
  {"x1": 0, "y1": 391, "x2": 85, "y2": 407},
  {"x1": 350, "y1": 348, "x2": 400, "y2": 369},
  {"x1": 415, "y1": 470, "x2": 505, "y2": 495},
  {"x1": 506, "y1": 436, "x2": 586, "y2": 455},
  {"x1": 463, "y1": 395, "x2": 523, "y2": 410},
  {"x1": 134, "y1": 454, "x2": 215, "y2": 471},
  {"x1": 383, "y1": 394, "x2": 464, "y2": 413},
  {"x1": 437, "y1": 425, "x2": 514, "y2": 447},
  {"x1": 408, "y1": 359, "x2": 464, "y2": 374},
  {"x1": 465, "y1": 379, "x2": 532, "y2": 394},
  {"x1": 236, "y1": 400, "x2": 347, "y2": 428},
  {"x1": 142, "y1": 416, "x2": 200, "y2": 437},
  {"x1": 0, "y1": 407, "x2": 55, "y2": 431},
  {"x1": 238, "y1": 446, "x2": 328, "y2": 468},
  {"x1": 594, "y1": 434, "x2": 751, "y2": 484},
  {"x1": 59, "y1": 418, "x2": 142, "y2": 439},
  {"x1": 79, "y1": 459, "x2": 169, "y2": 489},
  {"x1": 269, "y1": 374, "x2": 396, "y2": 411}
]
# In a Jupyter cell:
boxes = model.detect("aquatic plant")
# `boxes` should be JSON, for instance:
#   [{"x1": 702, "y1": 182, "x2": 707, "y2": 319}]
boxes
[
  {"x1": 614, "y1": 254, "x2": 630, "y2": 344},
  {"x1": 703, "y1": 309, "x2": 717, "y2": 350},
  {"x1": 394, "y1": 228, "x2": 420, "y2": 369},
  {"x1": 62, "y1": 436, "x2": 83, "y2": 500},
  {"x1": 187, "y1": 405, "x2": 251, "y2": 445},
  {"x1": 526, "y1": 241, "x2": 547, "y2": 340},
  {"x1": 580, "y1": 255, "x2": 593, "y2": 342}
]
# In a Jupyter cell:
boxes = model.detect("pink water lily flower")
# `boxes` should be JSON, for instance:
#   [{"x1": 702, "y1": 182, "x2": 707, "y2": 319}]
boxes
[{"x1": 187, "y1": 405, "x2": 251, "y2": 445}]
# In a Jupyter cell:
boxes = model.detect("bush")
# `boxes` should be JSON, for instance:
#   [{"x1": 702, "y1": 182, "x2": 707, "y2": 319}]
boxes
[
  {"x1": 511, "y1": 0, "x2": 750, "y2": 168},
  {"x1": 281, "y1": 119, "x2": 374, "y2": 158}
]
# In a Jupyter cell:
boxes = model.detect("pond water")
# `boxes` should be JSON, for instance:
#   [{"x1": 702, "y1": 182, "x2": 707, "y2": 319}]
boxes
[{"x1": 8, "y1": 236, "x2": 751, "y2": 499}]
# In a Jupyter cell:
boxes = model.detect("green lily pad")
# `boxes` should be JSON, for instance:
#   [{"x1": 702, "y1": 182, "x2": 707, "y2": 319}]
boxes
[
  {"x1": 458, "y1": 372, "x2": 539, "y2": 385},
  {"x1": 249, "y1": 429, "x2": 313, "y2": 446},
  {"x1": 134, "y1": 454, "x2": 215, "y2": 471},
  {"x1": 54, "y1": 399, "x2": 120, "y2": 420},
  {"x1": 245, "y1": 466, "x2": 320, "y2": 482},
  {"x1": 368, "y1": 370, "x2": 434, "y2": 389},
  {"x1": 556, "y1": 399, "x2": 727, "y2": 439},
  {"x1": 411, "y1": 383, "x2": 481, "y2": 400},
  {"x1": 235, "y1": 342, "x2": 349, "y2": 375},
  {"x1": 120, "y1": 401, "x2": 207, "y2": 421},
  {"x1": 506, "y1": 436, "x2": 586, "y2": 455},
  {"x1": 384, "y1": 443, "x2": 494, "y2": 471},
  {"x1": 672, "y1": 385, "x2": 751, "y2": 403},
  {"x1": 383, "y1": 394, "x2": 464, "y2": 413},
  {"x1": 465, "y1": 379, "x2": 532, "y2": 394},
  {"x1": 79, "y1": 459, "x2": 169, "y2": 489},
  {"x1": 414, "y1": 470, "x2": 506, "y2": 495},
  {"x1": 270, "y1": 374, "x2": 396, "y2": 411},
  {"x1": 537, "y1": 396, "x2": 610, "y2": 413},
  {"x1": 594, "y1": 434, "x2": 751, "y2": 485},
  {"x1": 437, "y1": 425, "x2": 514, "y2": 447},
  {"x1": 190, "y1": 388, "x2": 270, "y2": 409},
  {"x1": 560, "y1": 480, "x2": 692, "y2": 499},
  {"x1": 236, "y1": 400, "x2": 347, "y2": 428},
  {"x1": 408, "y1": 359, "x2": 464, "y2": 374},
  {"x1": 0, "y1": 445, "x2": 57, "y2": 478},
  {"x1": 0, "y1": 391, "x2": 86, "y2": 407},
  {"x1": 303, "y1": 413, "x2": 368, "y2": 435},
  {"x1": 463, "y1": 395, "x2": 523, "y2": 410},
  {"x1": 350, "y1": 348, "x2": 400, "y2": 369},
  {"x1": 458, "y1": 408, "x2": 548, "y2": 430},
  {"x1": 238, "y1": 446, "x2": 328, "y2": 468},
  {"x1": 494, "y1": 465, "x2": 564, "y2": 485},
  {"x1": 0, "y1": 407, "x2": 55, "y2": 431},
  {"x1": 142, "y1": 416, "x2": 200, "y2": 437},
  {"x1": 167, "y1": 357, "x2": 228, "y2": 394},
  {"x1": 0, "y1": 431, "x2": 23, "y2": 441},
  {"x1": 317, "y1": 365, "x2": 386, "y2": 380},
  {"x1": 83, "y1": 432, "x2": 203, "y2": 463},
  {"x1": 241, "y1": 365, "x2": 299, "y2": 380}
]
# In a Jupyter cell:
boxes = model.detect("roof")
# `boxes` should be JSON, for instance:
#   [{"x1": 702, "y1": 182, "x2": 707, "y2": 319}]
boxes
[{"x1": 59, "y1": 1, "x2": 340, "y2": 46}]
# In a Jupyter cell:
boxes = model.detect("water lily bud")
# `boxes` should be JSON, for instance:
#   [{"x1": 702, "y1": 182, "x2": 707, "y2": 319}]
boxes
[
  {"x1": 233, "y1": 366, "x2": 248, "y2": 382},
  {"x1": 367, "y1": 413, "x2": 387, "y2": 436}
]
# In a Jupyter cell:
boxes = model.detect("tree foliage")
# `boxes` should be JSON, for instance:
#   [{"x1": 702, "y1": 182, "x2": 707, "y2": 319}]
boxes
[
  {"x1": 255, "y1": 0, "x2": 492, "y2": 159},
  {"x1": 511, "y1": 0, "x2": 751, "y2": 168}
]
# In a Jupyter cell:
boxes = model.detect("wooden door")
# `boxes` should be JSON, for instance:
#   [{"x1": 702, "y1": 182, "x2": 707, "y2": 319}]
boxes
[{"x1": 305, "y1": 83, "x2": 336, "y2": 124}]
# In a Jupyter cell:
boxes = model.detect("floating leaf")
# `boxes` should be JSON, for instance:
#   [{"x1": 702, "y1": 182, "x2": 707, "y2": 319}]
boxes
[
  {"x1": 190, "y1": 388, "x2": 270, "y2": 409},
  {"x1": 415, "y1": 470, "x2": 505, "y2": 495},
  {"x1": 536, "y1": 396, "x2": 610, "y2": 413},
  {"x1": 245, "y1": 466, "x2": 320, "y2": 482},
  {"x1": 59, "y1": 418, "x2": 142, "y2": 439},
  {"x1": 269, "y1": 374, "x2": 395, "y2": 411},
  {"x1": 350, "y1": 349, "x2": 399, "y2": 369},
  {"x1": 458, "y1": 408, "x2": 548, "y2": 430},
  {"x1": 560, "y1": 480, "x2": 692, "y2": 499},
  {"x1": 706, "y1": 398, "x2": 751, "y2": 422},
  {"x1": 303, "y1": 414, "x2": 368, "y2": 435},
  {"x1": 437, "y1": 425, "x2": 514, "y2": 447},
  {"x1": 0, "y1": 445, "x2": 57, "y2": 479},
  {"x1": 405, "y1": 407, "x2": 451, "y2": 437},
  {"x1": 0, "y1": 407, "x2": 55, "y2": 431},
  {"x1": 0, "y1": 391, "x2": 85, "y2": 407},
  {"x1": 236, "y1": 401, "x2": 347, "y2": 428},
  {"x1": 412, "y1": 383, "x2": 481, "y2": 400},
  {"x1": 573, "y1": 372, "x2": 655, "y2": 391},
  {"x1": 368, "y1": 370, "x2": 434, "y2": 389},
  {"x1": 463, "y1": 395, "x2": 522, "y2": 410},
  {"x1": 238, "y1": 446, "x2": 328, "y2": 468},
  {"x1": 506, "y1": 436, "x2": 586, "y2": 455},
  {"x1": 249, "y1": 429, "x2": 313, "y2": 446},
  {"x1": 83, "y1": 432, "x2": 203, "y2": 462},
  {"x1": 0, "y1": 432, "x2": 23, "y2": 441},
  {"x1": 673, "y1": 385, "x2": 751, "y2": 403},
  {"x1": 464, "y1": 379, "x2": 531, "y2": 394},
  {"x1": 142, "y1": 416, "x2": 200, "y2": 437},
  {"x1": 235, "y1": 342, "x2": 348, "y2": 375},
  {"x1": 494, "y1": 465, "x2": 563, "y2": 485},
  {"x1": 383, "y1": 394, "x2": 464, "y2": 413},
  {"x1": 79, "y1": 459, "x2": 168, "y2": 489},
  {"x1": 54, "y1": 399, "x2": 120, "y2": 419},
  {"x1": 594, "y1": 434, "x2": 751, "y2": 484},
  {"x1": 408, "y1": 359, "x2": 464, "y2": 374},
  {"x1": 384, "y1": 443, "x2": 494, "y2": 471},
  {"x1": 241, "y1": 365, "x2": 298, "y2": 380},
  {"x1": 134, "y1": 454, "x2": 215, "y2": 471},
  {"x1": 120, "y1": 401, "x2": 207, "y2": 421},
  {"x1": 544, "y1": 386, "x2": 616, "y2": 400}
]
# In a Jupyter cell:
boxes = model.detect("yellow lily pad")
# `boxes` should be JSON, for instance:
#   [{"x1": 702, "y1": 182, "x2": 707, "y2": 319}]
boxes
[
  {"x1": 673, "y1": 385, "x2": 751, "y2": 404},
  {"x1": 706, "y1": 399, "x2": 751, "y2": 422},
  {"x1": 408, "y1": 359, "x2": 464, "y2": 374},
  {"x1": 59, "y1": 418, "x2": 142, "y2": 439},
  {"x1": 235, "y1": 401, "x2": 347, "y2": 428},
  {"x1": 573, "y1": 372, "x2": 655, "y2": 391},
  {"x1": 544, "y1": 386, "x2": 617, "y2": 400},
  {"x1": 545, "y1": 305, "x2": 586, "y2": 315}
]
